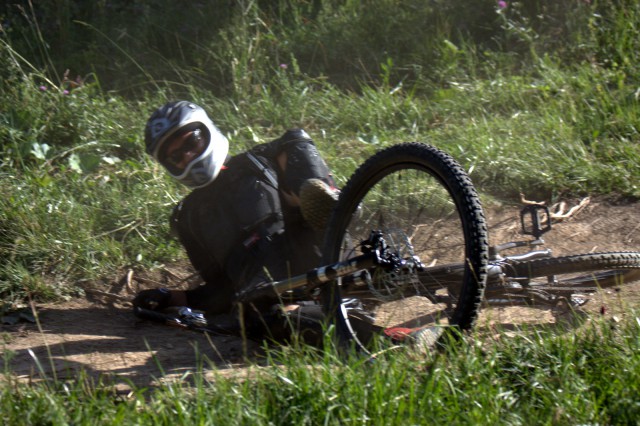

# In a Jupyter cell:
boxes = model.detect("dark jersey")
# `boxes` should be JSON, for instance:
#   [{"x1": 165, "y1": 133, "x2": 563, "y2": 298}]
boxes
[{"x1": 170, "y1": 129, "x2": 333, "y2": 314}]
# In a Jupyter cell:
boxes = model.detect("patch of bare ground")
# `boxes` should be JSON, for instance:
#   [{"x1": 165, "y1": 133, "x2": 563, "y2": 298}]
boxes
[
  {"x1": 1, "y1": 197, "x2": 638, "y2": 386},
  {"x1": 1, "y1": 264, "x2": 268, "y2": 388},
  {"x1": 477, "y1": 195, "x2": 640, "y2": 333}
]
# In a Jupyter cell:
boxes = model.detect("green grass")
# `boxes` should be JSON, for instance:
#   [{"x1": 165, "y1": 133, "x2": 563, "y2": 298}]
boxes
[
  {"x1": 3, "y1": 57, "x2": 638, "y2": 302},
  {"x1": 1, "y1": 0, "x2": 640, "y2": 420},
  {"x1": 2, "y1": 316, "x2": 640, "y2": 425}
]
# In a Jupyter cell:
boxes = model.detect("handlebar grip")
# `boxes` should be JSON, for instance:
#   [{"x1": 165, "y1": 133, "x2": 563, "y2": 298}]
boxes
[{"x1": 133, "y1": 306, "x2": 174, "y2": 324}]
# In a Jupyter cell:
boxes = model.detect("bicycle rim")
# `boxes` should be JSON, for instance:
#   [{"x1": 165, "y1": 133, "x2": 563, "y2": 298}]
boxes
[
  {"x1": 479, "y1": 252, "x2": 640, "y2": 327},
  {"x1": 321, "y1": 143, "x2": 488, "y2": 351}
]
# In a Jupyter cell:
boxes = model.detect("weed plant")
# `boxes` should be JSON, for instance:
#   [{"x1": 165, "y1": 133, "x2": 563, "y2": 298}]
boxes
[
  {"x1": 0, "y1": 0, "x2": 639, "y2": 301},
  {"x1": 1, "y1": 1, "x2": 640, "y2": 419},
  {"x1": 2, "y1": 315, "x2": 640, "y2": 424}
]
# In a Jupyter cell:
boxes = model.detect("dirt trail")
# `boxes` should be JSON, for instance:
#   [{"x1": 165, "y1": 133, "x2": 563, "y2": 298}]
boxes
[{"x1": 2, "y1": 197, "x2": 639, "y2": 387}]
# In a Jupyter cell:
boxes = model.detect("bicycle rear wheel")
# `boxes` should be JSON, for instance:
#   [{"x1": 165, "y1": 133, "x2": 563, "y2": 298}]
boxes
[
  {"x1": 508, "y1": 251, "x2": 640, "y2": 298},
  {"x1": 321, "y1": 143, "x2": 489, "y2": 351},
  {"x1": 475, "y1": 251, "x2": 640, "y2": 328}
]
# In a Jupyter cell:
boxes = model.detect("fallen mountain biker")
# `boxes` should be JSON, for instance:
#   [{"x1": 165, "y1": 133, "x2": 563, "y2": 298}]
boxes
[{"x1": 132, "y1": 100, "x2": 340, "y2": 344}]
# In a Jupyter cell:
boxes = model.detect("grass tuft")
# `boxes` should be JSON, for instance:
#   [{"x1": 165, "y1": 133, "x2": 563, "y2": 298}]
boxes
[{"x1": 1, "y1": 2, "x2": 640, "y2": 420}]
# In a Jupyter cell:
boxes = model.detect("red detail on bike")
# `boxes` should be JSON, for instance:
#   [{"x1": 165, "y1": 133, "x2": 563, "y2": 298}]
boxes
[{"x1": 383, "y1": 327, "x2": 417, "y2": 342}]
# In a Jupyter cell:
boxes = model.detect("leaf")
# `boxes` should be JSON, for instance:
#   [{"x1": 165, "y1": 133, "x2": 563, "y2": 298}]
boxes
[
  {"x1": 31, "y1": 142, "x2": 51, "y2": 160},
  {"x1": 102, "y1": 155, "x2": 121, "y2": 165},
  {"x1": 80, "y1": 154, "x2": 101, "y2": 172},
  {"x1": 68, "y1": 153, "x2": 83, "y2": 172},
  {"x1": 68, "y1": 153, "x2": 102, "y2": 173},
  {"x1": 443, "y1": 39, "x2": 459, "y2": 54}
]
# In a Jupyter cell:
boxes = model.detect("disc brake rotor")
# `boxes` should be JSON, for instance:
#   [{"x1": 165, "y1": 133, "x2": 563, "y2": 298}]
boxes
[{"x1": 366, "y1": 228, "x2": 423, "y2": 302}]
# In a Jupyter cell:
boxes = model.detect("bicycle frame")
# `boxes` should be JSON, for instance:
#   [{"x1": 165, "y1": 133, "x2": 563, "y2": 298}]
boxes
[
  {"x1": 481, "y1": 204, "x2": 571, "y2": 304},
  {"x1": 249, "y1": 231, "x2": 426, "y2": 303},
  {"x1": 135, "y1": 230, "x2": 426, "y2": 332}
]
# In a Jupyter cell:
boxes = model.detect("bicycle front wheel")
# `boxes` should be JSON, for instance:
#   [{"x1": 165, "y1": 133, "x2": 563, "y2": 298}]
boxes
[{"x1": 321, "y1": 143, "x2": 489, "y2": 351}]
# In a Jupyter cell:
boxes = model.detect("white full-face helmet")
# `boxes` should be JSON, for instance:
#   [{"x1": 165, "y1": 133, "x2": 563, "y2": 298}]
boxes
[{"x1": 144, "y1": 101, "x2": 229, "y2": 188}]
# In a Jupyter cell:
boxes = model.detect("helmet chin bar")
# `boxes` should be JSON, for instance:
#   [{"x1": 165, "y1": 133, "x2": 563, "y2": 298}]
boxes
[{"x1": 174, "y1": 157, "x2": 218, "y2": 188}]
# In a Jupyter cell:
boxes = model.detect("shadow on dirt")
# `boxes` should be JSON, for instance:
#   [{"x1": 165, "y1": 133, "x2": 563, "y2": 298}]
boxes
[
  {"x1": 2, "y1": 197, "x2": 639, "y2": 387},
  {"x1": 2, "y1": 301, "x2": 266, "y2": 386}
]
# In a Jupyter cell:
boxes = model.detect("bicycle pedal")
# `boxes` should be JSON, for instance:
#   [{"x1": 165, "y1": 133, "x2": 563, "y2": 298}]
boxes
[{"x1": 520, "y1": 204, "x2": 552, "y2": 238}]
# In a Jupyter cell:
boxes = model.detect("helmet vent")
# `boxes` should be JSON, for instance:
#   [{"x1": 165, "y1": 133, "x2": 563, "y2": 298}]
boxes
[{"x1": 149, "y1": 117, "x2": 171, "y2": 139}]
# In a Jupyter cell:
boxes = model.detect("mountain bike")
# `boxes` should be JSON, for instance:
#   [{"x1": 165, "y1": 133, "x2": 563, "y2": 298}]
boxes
[
  {"x1": 419, "y1": 203, "x2": 640, "y2": 312},
  {"x1": 136, "y1": 142, "x2": 490, "y2": 351},
  {"x1": 135, "y1": 142, "x2": 640, "y2": 352},
  {"x1": 276, "y1": 144, "x2": 639, "y2": 346}
]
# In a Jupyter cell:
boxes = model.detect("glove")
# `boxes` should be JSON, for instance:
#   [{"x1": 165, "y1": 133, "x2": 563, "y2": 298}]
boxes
[{"x1": 132, "y1": 288, "x2": 171, "y2": 311}]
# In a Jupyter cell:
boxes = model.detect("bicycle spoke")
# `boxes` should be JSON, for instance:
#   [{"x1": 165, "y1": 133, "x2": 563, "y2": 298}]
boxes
[{"x1": 322, "y1": 143, "x2": 488, "y2": 351}]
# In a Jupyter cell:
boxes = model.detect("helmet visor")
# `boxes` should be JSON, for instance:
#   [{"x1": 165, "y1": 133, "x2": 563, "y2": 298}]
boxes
[{"x1": 158, "y1": 127, "x2": 208, "y2": 175}]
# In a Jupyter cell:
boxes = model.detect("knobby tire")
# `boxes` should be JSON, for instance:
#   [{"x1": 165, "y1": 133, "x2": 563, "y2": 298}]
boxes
[
  {"x1": 321, "y1": 142, "x2": 489, "y2": 352},
  {"x1": 510, "y1": 251, "x2": 640, "y2": 288}
]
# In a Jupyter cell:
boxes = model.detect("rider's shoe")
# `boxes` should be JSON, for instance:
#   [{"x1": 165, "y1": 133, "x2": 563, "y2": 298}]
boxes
[{"x1": 299, "y1": 178, "x2": 340, "y2": 231}]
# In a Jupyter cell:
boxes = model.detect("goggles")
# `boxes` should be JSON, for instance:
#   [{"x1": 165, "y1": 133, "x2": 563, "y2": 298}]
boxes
[{"x1": 159, "y1": 127, "x2": 207, "y2": 173}]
